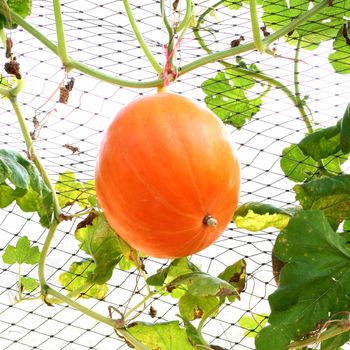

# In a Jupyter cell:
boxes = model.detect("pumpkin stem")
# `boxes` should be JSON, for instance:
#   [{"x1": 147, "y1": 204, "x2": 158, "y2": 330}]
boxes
[
  {"x1": 203, "y1": 215, "x2": 218, "y2": 227},
  {"x1": 157, "y1": 86, "x2": 168, "y2": 93}
]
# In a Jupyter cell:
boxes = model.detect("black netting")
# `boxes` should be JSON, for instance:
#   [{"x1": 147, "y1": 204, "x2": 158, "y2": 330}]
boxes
[{"x1": 1, "y1": 1, "x2": 350, "y2": 350}]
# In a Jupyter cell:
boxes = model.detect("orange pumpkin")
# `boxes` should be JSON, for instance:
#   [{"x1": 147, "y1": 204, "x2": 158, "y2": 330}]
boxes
[{"x1": 95, "y1": 92, "x2": 240, "y2": 258}]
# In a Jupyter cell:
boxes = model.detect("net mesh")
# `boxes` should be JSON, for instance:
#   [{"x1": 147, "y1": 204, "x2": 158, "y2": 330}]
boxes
[{"x1": 1, "y1": 1, "x2": 350, "y2": 349}]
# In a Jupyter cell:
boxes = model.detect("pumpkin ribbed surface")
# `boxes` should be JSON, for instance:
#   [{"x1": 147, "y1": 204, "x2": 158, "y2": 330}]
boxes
[{"x1": 95, "y1": 93, "x2": 240, "y2": 258}]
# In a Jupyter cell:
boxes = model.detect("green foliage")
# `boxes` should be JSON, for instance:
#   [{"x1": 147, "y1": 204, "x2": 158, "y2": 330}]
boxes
[
  {"x1": 127, "y1": 321, "x2": 195, "y2": 350},
  {"x1": 217, "y1": 258, "x2": 246, "y2": 302},
  {"x1": 179, "y1": 294, "x2": 220, "y2": 320},
  {"x1": 58, "y1": 260, "x2": 108, "y2": 299},
  {"x1": 233, "y1": 202, "x2": 292, "y2": 231},
  {"x1": 0, "y1": 0, "x2": 32, "y2": 29},
  {"x1": 280, "y1": 144, "x2": 342, "y2": 182},
  {"x1": 55, "y1": 172, "x2": 96, "y2": 209},
  {"x1": 168, "y1": 271, "x2": 238, "y2": 299},
  {"x1": 256, "y1": 210, "x2": 350, "y2": 350},
  {"x1": 239, "y1": 313, "x2": 268, "y2": 338},
  {"x1": 340, "y1": 104, "x2": 350, "y2": 153},
  {"x1": 147, "y1": 258, "x2": 200, "y2": 287},
  {"x1": 329, "y1": 22, "x2": 350, "y2": 74},
  {"x1": 74, "y1": 212, "x2": 123, "y2": 284},
  {"x1": 295, "y1": 175, "x2": 350, "y2": 223},
  {"x1": 201, "y1": 64, "x2": 268, "y2": 128},
  {"x1": 223, "y1": 0, "x2": 244, "y2": 10},
  {"x1": 2, "y1": 236, "x2": 40, "y2": 265},
  {"x1": 298, "y1": 123, "x2": 342, "y2": 161},
  {"x1": 262, "y1": 0, "x2": 350, "y2": 50},
  {"x1": 20, "y1": 277, "x2": 39, "y2": 292},
  {"x1": 0, "y1": 149, "x2": 53, "y2": 227}
]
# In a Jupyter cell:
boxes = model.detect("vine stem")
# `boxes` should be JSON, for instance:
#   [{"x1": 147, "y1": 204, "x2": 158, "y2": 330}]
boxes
[
  {"x1": 176, "y1": 0, "x2": 193, "y2": 33},
  {"x1": 46, "y1": 287, "x2": 149, "y2": 350},
  {"x1": 293, "y1": 37, "x2": 313, "y2": 134},
  {"x1": 248, "y1": 0, "x2": 265, "y2": 52},
  {"x1": 193, "y1": 7, "x2": 308, "y2": 123},
  {"x1": 123, "y1": 0, "x2": 162, "y2": 74},
  {"x1": 287, "y1": 323, "x2": 350, "y2": 349},
  {"x1": 4, "y1": 0, "x2": 330, "y2": 88},
  {"x1": 53, "y1": 0, "x2": 70, "y2": 67},
  {"x1": 124, "y1": 287, "x2": 164, "y2": 320},
  {"x1": 196, "y1": 303, "x2": 220, "y2": 346}
]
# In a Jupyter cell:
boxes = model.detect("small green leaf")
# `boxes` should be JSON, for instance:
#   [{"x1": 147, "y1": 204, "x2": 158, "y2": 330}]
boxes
[
  {"x1": 0, "y1": 149, "x2": 53, "y2": 227},
  {"x1": 298, "y1": 123, "x2": 342, "y2": 161},
  {"x1": 58, "y1": 260, "x2": 108, "y2": 299},
  {"x1": 280, "y1": 144, "x2": 342, "y2": 182},
  {"x1": 2, "y1": 236, "x2": 40, "y2": 265},
  {"x1": 239, "y1": 313, "x2": 268, "y2": 338},
  {"x1": 294, "y1": 175, "x2": 350, "y2": 222},
  {"x1": 217, "y1": 258, "x2": 246, "y2": 302},
  {"x1": 20, "y1": 277, "x2": 39, "y2": 292},
  {"x1": 146, "y1": 258, "x2": 200, "y2": 287},
  {"x1": 0, "y1": 149, "x2": 30, "y2": 190},
  {"x1": 179, "y1": 294, "x2": 220, "y2": 320},
  {"x1": 75, "y1": 212, "x2": 122, "y2": 284},
  {"x1": 115, "y1": 234, "x2": 143, "y2": 271},
  {"x1": 201, "y1": 66, "x2": 267, "y2": 128},
  {"x1": 168, "y1": 271, "x2": 238, "y2": 299},
  {"x1": 0, "y1": 183, "x2": 17, "y2": 207},
  {"x1": 233, "y1": 202, "x2": 292, "y2": 231},
  {"x1": 255, "y1": 210, "x2": 350, "y2": 350},
  {"x1": 329, "y1": 22, "x2": 350, "y2": 74},
  {"x1": 55, "y1": 171, "x2": 83, "y2": 208},
  {"x1": 127, "y1": 321, "x2": 195, "y2": 350},
  {"x1": 340, "y1": 104, "x2": 350, "y2": 153}
]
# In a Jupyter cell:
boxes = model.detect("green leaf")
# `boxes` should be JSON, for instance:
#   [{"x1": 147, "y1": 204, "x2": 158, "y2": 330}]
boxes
[
  {"x1": 294, "y1": 175, "x2": 350, "y2": 222},
  {"x1": 217, "y1": 258, "x2": 246, "y2": 302},
  {"x1": 329, "y1": 22, "x2": 350, "y2": 74},
  {"x1": 115, "y1": 234, "x2": 143, "y2": 271},
  {"x1": 0, "y1": 149, "x2": 30, "y2": 190},
  {"x1": 127, "y1": 321, "x2": 195, "y2": 350},
  {"x1": 201, "y1": 66, "x2": 267, "y2": 128},
  {"x1": 168, "y1": 271, "x2": 238, "y2": 299},
  {"x1": 298, "y1": 123, "x2": 342, "y2": 161},
  {"x1": 262, "y1": 0, "x2": 350, "y2": 50},
  {"x1": 0, "y1": 0, "x2": 32, "y2": 29},
  {"x1": 0, "y1": 149, "x2": 53, "y2": 227},
  {"x1": 58, "y1": 260, "x2": 108, "y2": 299},
  {"x1": 280, "y1": 144, "x2": 342, "y2": 182},
  {"x1": 223, "y1": 0, "x2": 244, "y2": 10},
  {"x1": 179, "y1": 294, "x2": 221, "y2": 320},
  {"x1": 262, "y1": 0, "x2": 308, "y2": 32},
  {"x1": 233, "y1": 202, "x2": 292, "y2": 231},
  {"x1": 239, "y1": 314, "x2": 268, "y2": 338},
  {"x1": 2, "y1": 236, "x2": 40, "y2": 265},
  {"x1": 147, "y1": 258, "x2": 200, "y2": 287},
  {"x1": 340, "y1": 104, "x2": 350, "y2": 153},
  {"x1": 20, "y1": 277, "x2": 39, "y2": 293},
  {"x1": 321, "y1": 330, "x2": 350, "y2": 350},
  {"x1": 55, "y1": 171, "x2": 83, "y2": 208},
  {"x1": 16, "y1": 185, "x2": 53, "y2": 228},
  {"x1": 255, "y1": 210, "x2": 350, "y2": 350},
  {"x1": 344, "y1": 220, "x2": 350, "y2": 231},
  {"x1": 75, "y1": 212, "x2": 122, "y2": 284},
  {"x1": 0, "y1": 183, "x2": 17, "y2": 207}
]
